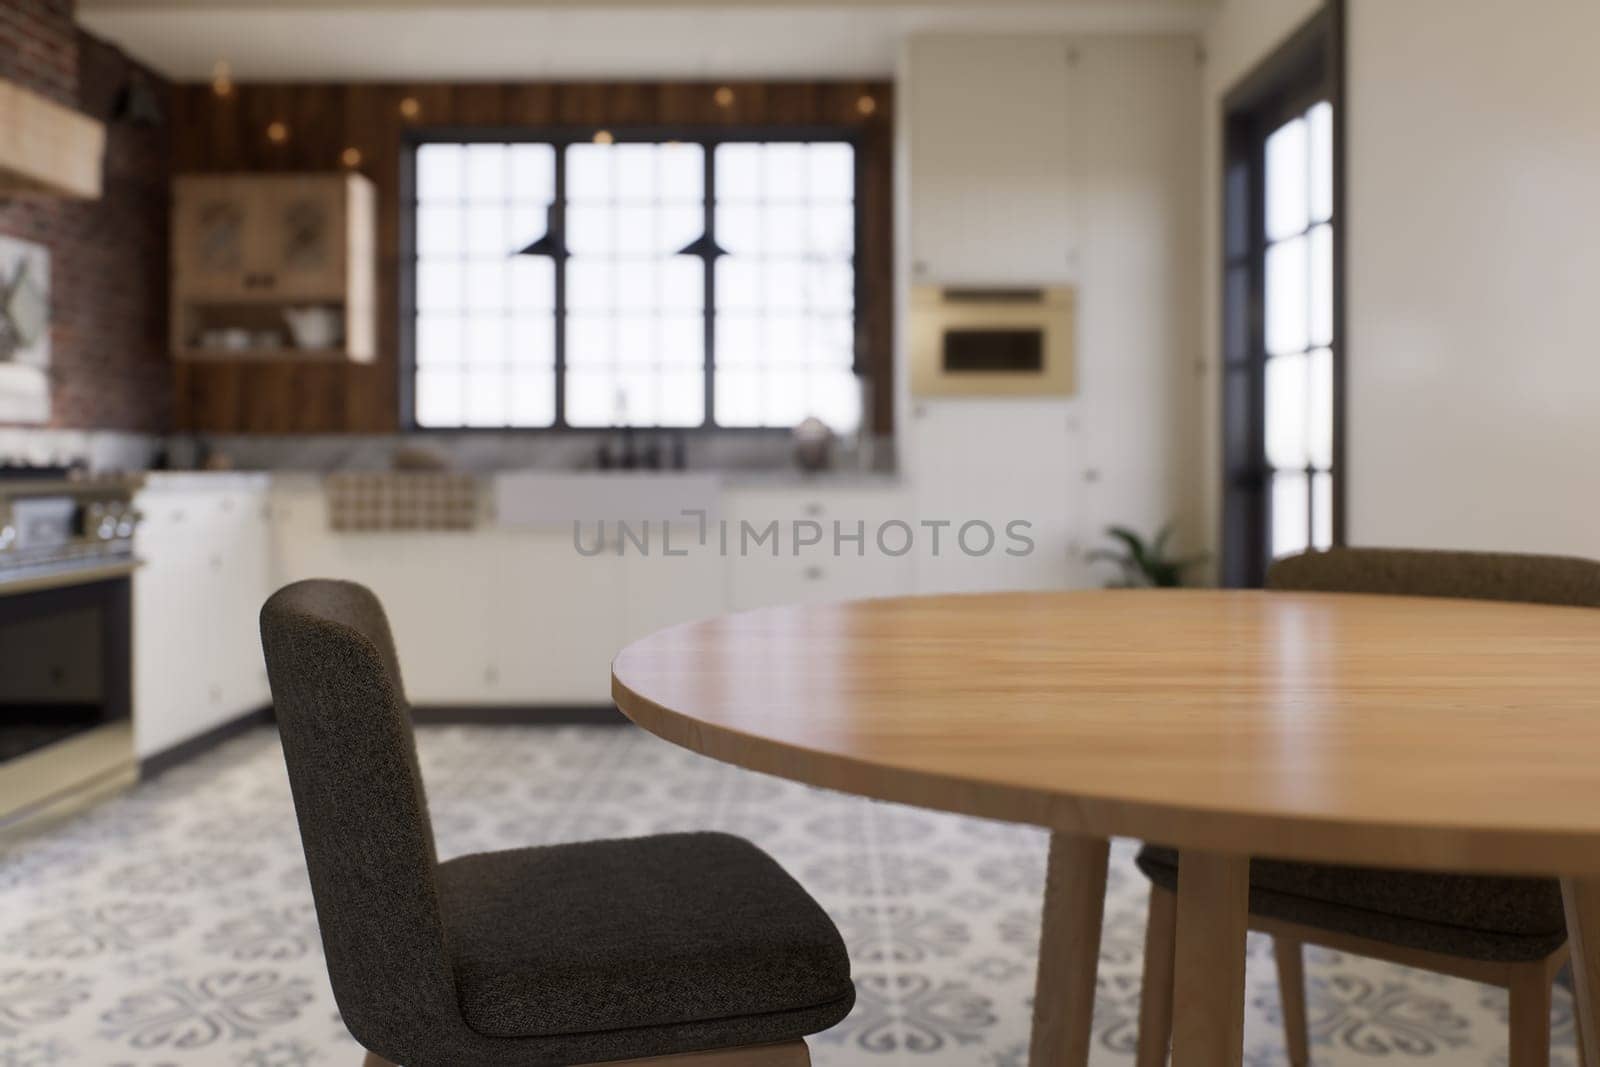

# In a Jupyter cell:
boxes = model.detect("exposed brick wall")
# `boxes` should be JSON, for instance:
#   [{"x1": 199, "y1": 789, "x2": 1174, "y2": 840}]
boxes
[
  {"x1": 0, "y1": 0, "x2": 77, "y2": 106},
  {"x1": 0, "y1": 5, "x2": 172, "y2": 433}
]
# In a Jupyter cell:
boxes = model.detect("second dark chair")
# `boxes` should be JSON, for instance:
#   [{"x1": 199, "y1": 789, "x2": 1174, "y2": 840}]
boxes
[
  {"x1": 260, "y1": 579, "x2": 855, "y2": 1067},
  {"x1": 1133, "y1": 547, "x2": 1600, "y2": 1067}
]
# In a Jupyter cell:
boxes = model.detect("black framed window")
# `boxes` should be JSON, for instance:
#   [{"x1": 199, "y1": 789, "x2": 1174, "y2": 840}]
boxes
[
  {"x1": 1220, "y1": 4, "x2": 1345, "y2": 587},
  {"x1": 403, "y1": 131, "x2": 861, "y2": 432}
]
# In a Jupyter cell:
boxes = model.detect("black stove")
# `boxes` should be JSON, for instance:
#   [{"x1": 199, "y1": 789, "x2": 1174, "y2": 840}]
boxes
[{"x1": 0, "y1": 471, "x2": 142, "y2": 580}]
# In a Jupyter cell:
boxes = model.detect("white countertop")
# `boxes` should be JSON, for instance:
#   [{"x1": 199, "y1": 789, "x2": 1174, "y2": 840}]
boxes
[{"x1": 139, "y1": 471, "x2": 275, "y2": 492}]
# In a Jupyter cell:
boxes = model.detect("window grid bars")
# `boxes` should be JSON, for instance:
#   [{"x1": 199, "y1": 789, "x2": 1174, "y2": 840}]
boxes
[
  {"x1": 1263, "y1": 102, "x2": 1336, "y2": 555},
  {"x1": 407, "y1": 132, "x2": 862, "y2": 432}
]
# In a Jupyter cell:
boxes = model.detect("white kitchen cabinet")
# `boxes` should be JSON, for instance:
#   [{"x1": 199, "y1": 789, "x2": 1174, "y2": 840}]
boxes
[
  {"x1": 133, "y1": 476, "x2": 272, "y2": 758},
  {"x1": 619, "y1": 521, "x2": 725, "y2": 647},
  {"x1": 722, "y1": 485, "x2": 915, "y2": 612},
  {"x1": 484, "y1": 523, "x2": 723, "y2": 705},
  {"x1": 906, "y1": 404, "x2": 1079, "y2": 594},
  {"x1": 132, "y1": 475, "x2": 928, "y2": 736},
  {"x1": 268, "y1": 481, "x2": 495, "y2": 705},
  {"x1": 331, "y1": 534, "x2": 496, "y2": 705},
  {"x1": 486, "y1": 532, "x2": 625, "y2": 705},
  {"x1": 905, "y1": 35, "x2": 1074, "y2": 282}
]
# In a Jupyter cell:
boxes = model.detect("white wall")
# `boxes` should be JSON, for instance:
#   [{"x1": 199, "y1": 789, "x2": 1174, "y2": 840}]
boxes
[
  {"x1": 1344, "y1": 0, "x2": 1600, "y2": 554},
  {"x1": 898, "y1": 34, "x2": 1202, "y2": 590}
]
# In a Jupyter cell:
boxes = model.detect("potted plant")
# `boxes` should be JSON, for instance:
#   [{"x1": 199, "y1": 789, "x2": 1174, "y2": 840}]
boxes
[{"x1": 1088, "y1": 523, "x2": 1207, "y2": 588}]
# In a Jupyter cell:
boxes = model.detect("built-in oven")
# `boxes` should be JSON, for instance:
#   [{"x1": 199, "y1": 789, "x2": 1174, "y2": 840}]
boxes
[
  {"x1": 0, "y1": 576, "x2": 130, "y2": 759},
  {"x1": 909, "y1": 285, "x2": 1077, "y2": 397},
  {"x1": 0, "y1": 473, "x2": 141, "y2": 828}
]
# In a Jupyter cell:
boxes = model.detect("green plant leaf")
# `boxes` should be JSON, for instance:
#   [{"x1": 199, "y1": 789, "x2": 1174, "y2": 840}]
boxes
[
  {"x1": 1105, "y1": 526, "x2": 1150, "y2": 571},
  {"x1": 1151, "y1": 523, "x2": 1175, "y2": 560}
]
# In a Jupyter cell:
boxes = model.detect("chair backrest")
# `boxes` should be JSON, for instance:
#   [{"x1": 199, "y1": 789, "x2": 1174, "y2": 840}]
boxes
[
  {"x1": 259, "y1": 579, "x2": 458, "y2": 1052},
  {"x1": 1267, "y1": 547, "x2": 1600, "y2": 607}
]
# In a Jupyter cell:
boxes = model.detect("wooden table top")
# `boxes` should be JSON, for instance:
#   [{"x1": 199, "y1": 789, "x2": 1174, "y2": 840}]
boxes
[{"x1": 612, "y1": 589, "x2": 1600, "y2": 875}]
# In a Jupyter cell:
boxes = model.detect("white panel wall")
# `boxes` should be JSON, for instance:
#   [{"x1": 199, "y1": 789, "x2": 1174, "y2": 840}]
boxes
[
  {"x1": 1344, "y1": 0, "x2": 1600, "y2": 554},
  {"x1": 899, "y1": 34, "x2": 1202, "y2": 591}
]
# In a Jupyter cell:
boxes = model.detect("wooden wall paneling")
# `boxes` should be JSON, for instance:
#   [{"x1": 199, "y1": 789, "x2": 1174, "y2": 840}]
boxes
[
  {"x1": 295, "y1": 363, "x2": 345, "y2": 431},
  {"x1": 202, "y1": 87, "x2": 240, "y2": 170},
  {"x1": 452, "y1": 84, "x2": 506, "y2": 128},
  {"x1": 556, "y1": 83, "x2": 606, "y2": 127},
  {"x1": 243, "y1": 363, "x2": 287, "y2": 432},
  {"x1": 654, "y1": 83, "x2": 700, "y2": 126},
  {"x1": 505, "y1": 84, "x2": 557, "y2": 126},
  {"x1": 608, "y1": 82, "x2": 655, "y2": 126}
]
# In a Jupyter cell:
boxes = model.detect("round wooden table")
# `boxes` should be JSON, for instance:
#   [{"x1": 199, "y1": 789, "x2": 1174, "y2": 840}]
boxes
[{"x1": 611, "y1": 589, "x2": 1600, "y2": 1067}]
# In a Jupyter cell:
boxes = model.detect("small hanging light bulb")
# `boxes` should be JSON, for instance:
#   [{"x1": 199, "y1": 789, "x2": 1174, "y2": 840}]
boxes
[
  {"x1": 340, "y1": 146, "x2": 363, "y2": 169},
  {"x1": 856, "y1": 93, "x2": 878, "y2": 117},
  {"x1": 593, "y1": 129, "x2": 615, "y2": 145},
  {"x1": 211, "y1": 60, "x2": 234, "y2": 98},
  {"x1": 398, "y1": 96, "x2": 421, "y2": 121},
  {"x1": 713, "y1": 86, "x2": 735, "y2": 109},
  {"x1": 266, "y1": 120, "x2": 289, "y2": 144}
]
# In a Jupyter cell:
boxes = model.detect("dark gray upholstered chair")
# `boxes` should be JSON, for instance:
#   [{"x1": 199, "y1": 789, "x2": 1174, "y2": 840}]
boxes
[
  {"x1": 260, "y1": 579, "x2": 854, "y2": 1067},
  {"x1": 1133, "y1": 547, "x2": 1600, "y2": 1067}
]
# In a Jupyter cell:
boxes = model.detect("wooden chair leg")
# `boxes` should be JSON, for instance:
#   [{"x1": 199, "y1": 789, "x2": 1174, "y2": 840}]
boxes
[
  {"x1": 1508, "y1": 959, "x2": 1552, "y2": 1067},
  {"x1": 1273, "y1": 936, "x2": 1311, "y2": 1067},
  {"x1": 362, "y1": 1053, "x2": 395, "y2": 1067},
  {"x1": 1564, "y1": 878, "x2": 1600, "y2": 1067},
  {"x1": 1135, "y1": 885, "x2": 1176, "y2": 1067}
]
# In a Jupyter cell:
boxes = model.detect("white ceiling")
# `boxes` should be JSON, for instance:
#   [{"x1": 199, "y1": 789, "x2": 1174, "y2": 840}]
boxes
[{"x1": 76, "y1": 0, "x2": 1215, "y2": 81}]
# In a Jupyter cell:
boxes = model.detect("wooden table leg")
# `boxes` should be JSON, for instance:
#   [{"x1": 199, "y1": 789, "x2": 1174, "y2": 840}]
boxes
[
  {"x1": 1563, "y1": 878, "x2": 1600, "y2": 1067},
  {"x1": 1171, "y1": 851, "x2": 1250, "y2": 1067},
  {"x1": 1029, "y1": 831, "x2": 1110, "y2": 1066}
]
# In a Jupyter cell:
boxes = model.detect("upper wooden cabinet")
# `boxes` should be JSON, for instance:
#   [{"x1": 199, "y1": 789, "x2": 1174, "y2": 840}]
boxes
[{"x1": 171, "y1": 173, "x2": 376, "y2": 362}]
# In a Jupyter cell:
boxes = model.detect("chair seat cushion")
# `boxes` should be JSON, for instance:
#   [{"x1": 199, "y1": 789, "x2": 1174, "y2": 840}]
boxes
[
  {"x1": 436, "y1": 832, "x2": 855, "y2": 1044},
  {"x1": 1136, "y1": 845, "x2": 1567, "y2": 962}
]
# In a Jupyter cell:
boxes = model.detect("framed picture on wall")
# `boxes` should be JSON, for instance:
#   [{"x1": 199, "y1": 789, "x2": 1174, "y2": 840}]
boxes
[{"x1": 0, "y1": 235, "x2": 51, "y2": 424}]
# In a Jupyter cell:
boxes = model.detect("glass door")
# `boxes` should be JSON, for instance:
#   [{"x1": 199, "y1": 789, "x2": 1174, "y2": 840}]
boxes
[
  {"x1": 1263, "y1": 101, "x2": 1336, "y2": 559},
  {"x1": 1219, "y1": 6, "x2": 1343, "y2": 587}
]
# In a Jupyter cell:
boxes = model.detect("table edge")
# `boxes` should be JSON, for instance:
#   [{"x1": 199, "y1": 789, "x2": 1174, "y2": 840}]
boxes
[{"x1": 611, "y1": 667, "x2": 1600, "y2": 878}]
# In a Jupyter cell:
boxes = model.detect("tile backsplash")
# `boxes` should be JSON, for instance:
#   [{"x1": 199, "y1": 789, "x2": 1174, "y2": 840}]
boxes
[{"x1": 185, "y1": 431, "x2": 896, "y2": 476}]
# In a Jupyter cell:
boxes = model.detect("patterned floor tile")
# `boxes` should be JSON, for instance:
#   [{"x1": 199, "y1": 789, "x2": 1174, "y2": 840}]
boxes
[{"x1": 0, "y1": 725, "x2": 1577, "y2": 1065}]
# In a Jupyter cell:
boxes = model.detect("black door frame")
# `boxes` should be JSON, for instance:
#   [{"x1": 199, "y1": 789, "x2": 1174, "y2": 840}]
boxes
[{"x1": 1218, "y1": 1, "x2": 1347, "y2": 588}]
